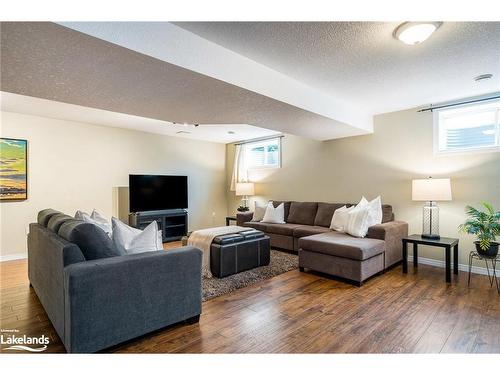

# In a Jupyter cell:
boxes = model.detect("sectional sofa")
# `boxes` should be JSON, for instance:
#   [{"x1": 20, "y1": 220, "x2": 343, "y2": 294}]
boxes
[
  {"x1": 28, "y1": 209, "x2": 203, "y2": 353},
  {"x1": 237, "y1": 201, "x2": 408, "y2": 285}
]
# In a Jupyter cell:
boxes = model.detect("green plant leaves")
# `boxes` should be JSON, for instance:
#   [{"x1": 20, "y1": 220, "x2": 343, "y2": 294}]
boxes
[{"x1": 459, "y1": 202, "x2": 500, "y2": 250}]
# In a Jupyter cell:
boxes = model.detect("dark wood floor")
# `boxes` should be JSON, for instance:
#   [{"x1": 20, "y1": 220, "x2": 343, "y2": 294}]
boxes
[{"x1": 1, "y1": 244, "x2": 499, "y2": 353}]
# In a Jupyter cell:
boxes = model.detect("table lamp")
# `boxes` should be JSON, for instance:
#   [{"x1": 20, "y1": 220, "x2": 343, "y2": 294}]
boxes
[
  {"x1": 412, "y1": 177, "x2": 452, "y2": 239},
  {"x1": 235, "y1": 182, "x2": 255, "y2": 212}
]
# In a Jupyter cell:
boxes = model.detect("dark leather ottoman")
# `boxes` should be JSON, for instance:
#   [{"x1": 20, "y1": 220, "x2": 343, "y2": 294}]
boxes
[{"x1": 210, "y1": 229, "x2": 270, "y2": 278}]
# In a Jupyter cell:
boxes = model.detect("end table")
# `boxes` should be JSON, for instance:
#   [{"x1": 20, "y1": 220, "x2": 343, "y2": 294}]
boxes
[
  {"x1": 225, "y1": 216, "x2": 237, "y2": 226},
  {"x1": 402, "y1": 234, "x2": 459, "y2": 283}
]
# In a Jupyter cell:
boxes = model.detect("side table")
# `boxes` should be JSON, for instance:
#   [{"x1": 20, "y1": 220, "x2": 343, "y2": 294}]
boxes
[
  {"x1": 402, "y1": 234, "x2": 459, "y2": 283},
  {"x1": 225, "y1": 216, "x2": 237, "y2": 226}
]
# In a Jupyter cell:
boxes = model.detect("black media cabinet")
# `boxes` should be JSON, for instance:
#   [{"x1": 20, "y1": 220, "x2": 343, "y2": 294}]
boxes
[{"x1": 129, "y1": 209, "x2": 188, "y2": 243}]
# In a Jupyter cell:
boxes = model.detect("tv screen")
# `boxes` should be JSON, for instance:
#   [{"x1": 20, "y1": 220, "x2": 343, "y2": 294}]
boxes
[{"x1": 129, "y1": 175, "x2": 188, "y2": 212}]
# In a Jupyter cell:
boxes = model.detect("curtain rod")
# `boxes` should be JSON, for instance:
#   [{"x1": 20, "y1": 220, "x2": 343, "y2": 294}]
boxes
[
  {"x1": 233, "y1": 134, "x2": 284, "y2": 146},
  {"x1": 417, "y1": 95, "x2": 500, "y2": 112}
]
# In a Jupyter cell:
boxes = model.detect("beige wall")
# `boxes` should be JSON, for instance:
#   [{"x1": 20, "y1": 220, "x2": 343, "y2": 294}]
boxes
[
  {"x1": 226, "y1": 108, "x2": 500, "y2": 267},
  {"x1": 0, "y1": 111, "x2": 228, "y2": 258}
]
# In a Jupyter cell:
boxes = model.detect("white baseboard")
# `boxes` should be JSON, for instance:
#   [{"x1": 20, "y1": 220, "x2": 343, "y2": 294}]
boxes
[
  {"x1": 0, "y1": 253, "x2": 27, "y2": 262},
  {"x1": 0, "y1": 253, "x2": 494, "y2": 277},
  {"x1": 407, "y1": 255, "x2": 497, "y2": 276}
]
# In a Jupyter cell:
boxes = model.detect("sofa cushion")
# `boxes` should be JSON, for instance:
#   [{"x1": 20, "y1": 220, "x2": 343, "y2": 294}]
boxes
[
  {"x1": 271, "y1": 201, "x2": 291, "y2": 222},
  {"x1": 47, "y1": 213, "x2": 75, "y2": 233},
  {"x1": 314, "y1": 203, "x2": 346, "y2": 227},
  {"x1": 287, "y1": 202, "x2": 318, "y2": 225},
  {"x1": 58, "y1": 220, "x2": 124, "y2": 260},
  {"x1": 293, "y1": 225, "x2": 332, "y2": 238},
  {"x1": 382, "y1": 205, "x2": 393, "y2": 223},
  {"x1": 242, "y1": 221, "x2": 268, "y2": 232},
  {"x1": 37, "y1": 209, "x2": 61, "y2": 227},
  {"x1": 298, "y1": 232, "x2": 385, "y2": 261},
  {"x1": 265, "y1": 223, "x2": 303, "y2": 236}
]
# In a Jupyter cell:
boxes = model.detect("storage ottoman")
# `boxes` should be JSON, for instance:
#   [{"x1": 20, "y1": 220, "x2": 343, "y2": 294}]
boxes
[{"x1": 183, "y1": 229, "x2": 271, "y2": 278}]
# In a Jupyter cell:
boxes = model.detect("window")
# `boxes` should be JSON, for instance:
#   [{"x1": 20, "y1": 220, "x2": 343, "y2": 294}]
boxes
[
  {"x1": 244, "y1": 137, "x2": 281, "y2": 169},
  {"x1": 434, "y1": 99, "x2": 500, "y2": 154}
]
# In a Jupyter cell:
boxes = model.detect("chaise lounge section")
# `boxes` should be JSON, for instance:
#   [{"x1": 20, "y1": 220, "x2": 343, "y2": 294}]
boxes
[{"x1": 237, "y1": 201, "x2": 408, "y2": 285}]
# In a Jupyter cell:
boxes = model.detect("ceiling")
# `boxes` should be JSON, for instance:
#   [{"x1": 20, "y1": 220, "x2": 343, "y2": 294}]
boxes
[
  {"x1": 1, "y1": 22, "x2": 499, "y2": 143},
  {"x1": 1, "y1": 92, "x2": 280, "y2": 144},
  {"x1": 0, "y1": 22, "x2": 369, "y2": 142},
  {"x1": 174, "y1": 22, "x2": 500, "y2": 114}
]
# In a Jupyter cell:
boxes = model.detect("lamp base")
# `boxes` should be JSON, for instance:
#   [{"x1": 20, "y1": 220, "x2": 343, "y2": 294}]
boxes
[
  {"x1": 421, "y1": 233, "x2": 441, "y2": 240},
  {"x1": 422, "y1": 202, "x2": 440, "y2": 240}
]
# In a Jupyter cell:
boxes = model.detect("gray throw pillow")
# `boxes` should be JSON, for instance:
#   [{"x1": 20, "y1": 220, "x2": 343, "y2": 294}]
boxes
[{"x1": 58, "y1": 220, "x2": 124, "y2": 260}]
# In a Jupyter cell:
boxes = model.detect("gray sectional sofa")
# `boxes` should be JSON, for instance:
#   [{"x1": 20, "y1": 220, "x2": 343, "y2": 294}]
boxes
[
  {"x1": 28, "y1": 209, "x2": 203, "y2": 353},
  {"x1": 237, "y1": 201, "x2": 408, "y2": 285}
]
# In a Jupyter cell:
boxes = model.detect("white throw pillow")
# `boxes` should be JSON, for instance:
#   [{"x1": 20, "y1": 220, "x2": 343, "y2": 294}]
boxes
[
  {"x1": 74, "y1": 210, "x2": 88, "y2": 221},
  {"x1": 357, "y1": 196, "x2": 369, "y2": 208},
  {"x1": 261, "y1": 202, "x2": 285, "y2": 224},
  {"x1": 330, "y1": 205, "x2": 356, "y2": 232},
  {"x1": 90, "y1": 209, "x2": 112, "y2": 235},
  {"x1": 111, "y1": 217, "x2": 163, "y2": 255},
  {"x1": 366, "y1": 196, "x2": 383, "y2": 228},
  {"x1": 345, "y1": 204, "x2": 371, "y2": 238},
  {"x1": 75, "y1": 209, "x2": 112, "y2": 236},
  {"x1": 251, "y1": 201, "x2": 267, "y2": 222}
]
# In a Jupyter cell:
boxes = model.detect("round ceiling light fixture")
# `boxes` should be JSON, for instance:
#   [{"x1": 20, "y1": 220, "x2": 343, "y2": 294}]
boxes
[{"x1": 394, "y1": 22, "x2": 442, "y2": 45}]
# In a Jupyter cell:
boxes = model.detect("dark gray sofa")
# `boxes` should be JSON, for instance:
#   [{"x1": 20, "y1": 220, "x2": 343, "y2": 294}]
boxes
[
  {"x1": 237, "y1": 201, "x2": 408, "y2": 285},
  {"x1": 28, "y1": 209, "x2": 202, "y2": 353}
]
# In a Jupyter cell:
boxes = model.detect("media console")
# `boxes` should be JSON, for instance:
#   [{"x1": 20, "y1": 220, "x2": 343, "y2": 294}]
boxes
[{"x1": 129, "y1": 209, "x2": 188, "y2": 243}]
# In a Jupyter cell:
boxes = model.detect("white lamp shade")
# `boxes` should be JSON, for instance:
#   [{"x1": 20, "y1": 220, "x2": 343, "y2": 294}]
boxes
[
  {"x1": 412, "y1": 178, "x2": 452, "y2": 201},
  {"x1": 235, "y1": 182, "x2": 255, "y2": 196}
]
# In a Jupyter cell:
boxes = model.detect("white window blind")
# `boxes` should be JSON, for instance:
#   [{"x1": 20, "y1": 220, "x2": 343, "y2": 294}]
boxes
[
  {"x1": 244, "y1": 138, "x2": 281, "y2": 169},
  {"x1": 435, "y1": 99, "x2": 500, "y2": 154}
]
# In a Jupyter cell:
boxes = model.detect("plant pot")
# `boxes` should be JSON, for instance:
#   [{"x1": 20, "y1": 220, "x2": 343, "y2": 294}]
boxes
[{"x1": 475, "y1": 241, "x2": 499, "y2": 258}]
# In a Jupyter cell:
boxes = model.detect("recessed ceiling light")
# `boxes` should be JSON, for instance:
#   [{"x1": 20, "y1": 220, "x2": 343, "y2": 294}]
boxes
[
  {"x1": 394, "y1": 22, "x2": 442, "y2": 45},
  {"x1": 474, "y1": 74, "x2": 493, "y2": 82}
]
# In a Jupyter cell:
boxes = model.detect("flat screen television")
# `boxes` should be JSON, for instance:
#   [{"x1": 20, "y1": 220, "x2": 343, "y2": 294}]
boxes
[{"x1": 129, "y1": 175, "x2": 188, "y2": 212}]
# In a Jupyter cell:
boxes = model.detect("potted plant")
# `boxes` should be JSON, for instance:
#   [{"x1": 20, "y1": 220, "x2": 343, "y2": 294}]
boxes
[{"x1": 458, "y1": 202, "x2": 500, "y2": 257}]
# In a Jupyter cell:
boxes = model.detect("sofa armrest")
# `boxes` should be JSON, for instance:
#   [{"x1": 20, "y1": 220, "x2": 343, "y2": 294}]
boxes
[
  {"x1": 63, "y1": 246, "x2": 202, "y2": 353},
  {"x1": 366, "y1": 221, "x2": 408, "y2": 268},
  {"x1": 236, "y1": 211, "x2": 254, "y2": 226}
]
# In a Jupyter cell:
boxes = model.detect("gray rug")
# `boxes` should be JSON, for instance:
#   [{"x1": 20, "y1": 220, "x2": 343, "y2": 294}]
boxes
[{"x1": 202, "y1": 250, "x2": 298, "y2": 301}]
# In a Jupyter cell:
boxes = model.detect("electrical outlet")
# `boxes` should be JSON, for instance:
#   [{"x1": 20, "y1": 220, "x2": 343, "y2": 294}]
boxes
[{"x1": 25, "y1": 226, "x2": 30, "y2": 235}]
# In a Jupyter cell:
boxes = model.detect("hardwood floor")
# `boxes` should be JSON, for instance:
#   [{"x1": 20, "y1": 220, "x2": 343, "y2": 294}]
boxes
[{"x1": 1, "y1": 244, "x2": 499, "y2": 353}]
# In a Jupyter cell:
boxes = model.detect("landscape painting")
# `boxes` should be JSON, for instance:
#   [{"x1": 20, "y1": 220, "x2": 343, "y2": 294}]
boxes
[{"x1": 0, "y1": 138, "x2": 28, "y2": 201}]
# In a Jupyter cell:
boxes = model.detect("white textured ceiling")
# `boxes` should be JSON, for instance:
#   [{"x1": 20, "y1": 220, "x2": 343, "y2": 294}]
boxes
[
  {"x1": 0, "y1": 22, "x2": 370, "y2": 141},
  {"x1": 174, "y1": 22, "x2": 500, "y2": 114},
  {"x1": 1, "y1": 92, "x2": 280, "y2": 144}
]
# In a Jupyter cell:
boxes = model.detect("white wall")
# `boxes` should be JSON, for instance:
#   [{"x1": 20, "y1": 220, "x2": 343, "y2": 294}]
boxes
[
  {"x1": 226, "y1": 107, "x2": 500, "y2": 268},
  {"x1": 0, "y1": 111, "x2": 228, "y2": 259}
]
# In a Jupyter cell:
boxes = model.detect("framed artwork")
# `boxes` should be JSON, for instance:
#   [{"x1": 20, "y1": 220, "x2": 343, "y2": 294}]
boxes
[{"x1": 0, "y1": 138, "x2": 28, "y2": 201}]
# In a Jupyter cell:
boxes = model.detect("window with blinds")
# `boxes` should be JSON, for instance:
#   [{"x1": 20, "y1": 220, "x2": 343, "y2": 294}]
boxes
[
  {"x1": 435, "y1": 99, "x2": 500, "y2": 154},
  {"x1": 244, "y1": 138, "x2": 281, "y2": 169}
]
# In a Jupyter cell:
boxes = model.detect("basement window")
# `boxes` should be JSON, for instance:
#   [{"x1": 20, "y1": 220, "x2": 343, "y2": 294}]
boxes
[
  {"x1": 434, "y1": 99, "x2": 500, "y2": 154},
  {"x1": 244, "y1": 137, "x2": 281, "y2": 169}
]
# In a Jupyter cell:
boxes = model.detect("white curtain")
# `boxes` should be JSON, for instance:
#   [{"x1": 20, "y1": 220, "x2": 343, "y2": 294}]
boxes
[{"x1": 230, "y1": 144, "x2": 248, "y2": 191}]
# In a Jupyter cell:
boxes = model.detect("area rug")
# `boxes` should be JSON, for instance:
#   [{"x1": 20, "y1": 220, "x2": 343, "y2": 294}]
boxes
[{"x1": 202, "y1": 250, "x2": 298, "y2": 301}]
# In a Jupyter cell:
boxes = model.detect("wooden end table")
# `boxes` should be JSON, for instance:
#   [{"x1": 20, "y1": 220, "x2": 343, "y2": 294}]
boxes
[{"x1": 402, "y1": 234, "x2": 459, "y2": 283}]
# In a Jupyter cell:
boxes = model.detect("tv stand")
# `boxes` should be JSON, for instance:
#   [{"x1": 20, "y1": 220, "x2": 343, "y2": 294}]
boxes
[{"x1": 129, "y1": 209, "x2": 188, "y2": 243}]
